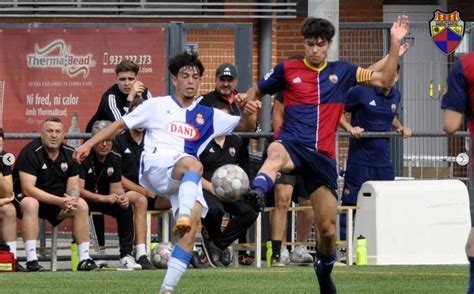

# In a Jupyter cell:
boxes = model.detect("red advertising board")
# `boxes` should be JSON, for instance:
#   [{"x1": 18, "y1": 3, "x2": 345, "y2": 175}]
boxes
[{"x1": 0, "y1": 26, "x2": 167, "y2": 155}]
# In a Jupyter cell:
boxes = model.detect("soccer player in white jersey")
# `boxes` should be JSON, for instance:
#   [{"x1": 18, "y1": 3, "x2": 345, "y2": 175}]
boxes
[{"x1": 74, "y1": 52, "x2": 260, "y2": 293}]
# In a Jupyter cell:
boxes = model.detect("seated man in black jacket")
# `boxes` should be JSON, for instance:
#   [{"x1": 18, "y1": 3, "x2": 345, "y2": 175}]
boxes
[{"x1": 199, "y1": 102, "x2": 258, "y2": 267}]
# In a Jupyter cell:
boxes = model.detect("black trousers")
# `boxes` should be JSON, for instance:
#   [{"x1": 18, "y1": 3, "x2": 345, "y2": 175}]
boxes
[
  {"x1": 89, "y1": 202, "x2": 134, "y2": 258},
  {"x1": 201, "y1": 190, "x2": 258, "y2": 250}
]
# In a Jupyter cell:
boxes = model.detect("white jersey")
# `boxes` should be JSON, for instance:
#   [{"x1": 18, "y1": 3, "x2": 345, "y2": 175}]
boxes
[{"x1": 122, "y1": 95, "x2": 240, "y2": 158}]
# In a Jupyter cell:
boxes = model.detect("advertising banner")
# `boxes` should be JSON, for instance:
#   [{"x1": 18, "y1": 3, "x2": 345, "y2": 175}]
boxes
[{"x1": 0, "y1": 26, "x2": 167, "y2": 154}]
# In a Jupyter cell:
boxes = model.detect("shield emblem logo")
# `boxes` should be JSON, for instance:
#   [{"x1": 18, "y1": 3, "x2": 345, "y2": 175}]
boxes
[
  {"x1": 60, "y1": 162, "x2": 68, "y2": 172},
  {"x1": 429, "y1": 10, "x2": 464, "y2": 55},
  {"x1": 107, "y1": 167, "x2": 114, "y2": 176}
]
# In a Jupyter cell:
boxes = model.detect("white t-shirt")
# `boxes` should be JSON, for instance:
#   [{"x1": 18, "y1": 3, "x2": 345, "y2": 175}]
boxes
[{"x1": 122, "y1": 95, "x2": 240, "y2": 157}]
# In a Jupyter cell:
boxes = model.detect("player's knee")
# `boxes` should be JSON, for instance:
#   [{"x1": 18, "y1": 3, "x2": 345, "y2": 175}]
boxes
[
  {"x1": 76, "y1": 198, "x2": 89, "y2": 213},
  {"x1": 186, "y1": 159, "x2": 203, "y2": 176},
  {"x1": 318, "y1": 222, "x2": 337, "y2": 240},
  {"x1": 20, "y1": 197, "x2": 39, "y2": 213},
  {"x1": 0, "y1": 203, "x2": 15, "y2": 218},
  {"x1": 132, "y1": 193, "x2": 147, "y2": 209},
  {"x1": 275, "y1": 193, "x2": 291, "y2": 209}
]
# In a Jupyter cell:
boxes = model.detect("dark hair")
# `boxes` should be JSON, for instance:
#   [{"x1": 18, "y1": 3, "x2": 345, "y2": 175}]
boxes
[
  {"x1": 397, "y1": 64, "x2": 401, "y2": 73},
  {"x1": 115, "y1": 60, "x2": 140, "y2": 75},
  {"x1": 300, "y1": 17, "x2": 335, "y2": 42},
  {"x1": 168, "y1": 52, "x2": 205, "y2": 77},
  {"x1": 129, "y1": 97, "x2": 144, "y2": 113},
  {"x1": 0, "y1": 127, "x2": 4, "y2": 140}
]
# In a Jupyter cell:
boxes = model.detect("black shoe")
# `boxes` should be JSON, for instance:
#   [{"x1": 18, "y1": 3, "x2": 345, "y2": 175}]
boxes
[
  {"x1": 220, "y1": 247, "x2": 233, "y2": 266},
  {"x1": 190, "y1": 251, "x2": 209, "y2": 269},
  {"x1": 26, "y1": 260, "x2": 45, "y2": 272},
  {"x1": 201, "y1": 240, "x2": 224, "y2": 267},
  {"x1": 245, "y1": 189, "x2": 265, "y2": 212},
  {"x1": 15, "y1": 260, "x2": 26, "y2": 272},
  {"x1": 136, "y1": 255, "x2": 155, "y2": 270},
  {"x1": 77, "y1": 259, "x2": 99, "y2": 271},
  {"x1": 314, "y1": 260, "x2": 337, "y2": 294}
]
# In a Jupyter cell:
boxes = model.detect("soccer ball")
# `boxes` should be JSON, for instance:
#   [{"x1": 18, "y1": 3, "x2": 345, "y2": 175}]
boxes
[
  {"x1": 150, "y1": 242, "x2": 173, "y2": 269},
  {"x1": 211, "y1": 164, "x2": 249, "y2": 203}
]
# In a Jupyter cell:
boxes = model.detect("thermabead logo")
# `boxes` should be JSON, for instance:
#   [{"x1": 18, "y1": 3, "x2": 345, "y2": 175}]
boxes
[{"x1": 26, "y1": 39, "x2": 96, "y2": 78}]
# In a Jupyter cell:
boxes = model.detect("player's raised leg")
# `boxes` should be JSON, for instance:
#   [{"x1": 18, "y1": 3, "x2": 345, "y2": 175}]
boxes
[
  {"x1": 247, "y1": 142, "x2": 294, "y2": 211},
  {"x1": 170, "y1": 156, "x2": 203, "y2": 237}
]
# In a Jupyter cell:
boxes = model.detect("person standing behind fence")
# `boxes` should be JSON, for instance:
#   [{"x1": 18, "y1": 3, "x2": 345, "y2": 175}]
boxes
[
  {"x1": 338, "y1": 64, "x2": 412, "y2": 241},
  {"x1": 13, "y1": 117, "x2": 97, "y2": 272},
  {"x1": 0, "y1": 128, "x2": 22, "y2": 271},
  {"x1": 79, "y1": 120, "x2": 141, "y2": 270},
  {"x1": 113, "y1": 98, "x2": 171, "y2": 270},
  {"x1": 73, "y1": 52, "x2": 259, "y2": 294},
  {"x1": 86, "y1": 60, "x2": 152, "y2": 132},
  {"x1": 243, "y1": 16, "x2": 409, "y2": 293},
  {"x1": 441, "y1": 51, "x2": 474, "y2": 294}
]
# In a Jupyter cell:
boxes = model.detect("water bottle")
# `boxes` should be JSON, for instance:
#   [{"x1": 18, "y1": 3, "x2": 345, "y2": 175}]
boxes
[
  {"x1": 266, "y1": 241, "x2": 272, "y2": 269},
  {"x1": 356, "y1": 235, "x2": 368, "y2": 265},
  {"x1": 71, "y1": 242, "x2": 79, "y2": 271}
]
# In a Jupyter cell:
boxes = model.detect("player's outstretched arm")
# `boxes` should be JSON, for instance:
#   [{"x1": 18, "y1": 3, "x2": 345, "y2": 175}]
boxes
[
  {"x1": 236, "y1": 99, "x2": 262, "y2": 131},
  {"x1": 369, "y1": 15, "x2": 409, "y2": 88},
  {"x1": 368, "y1": 43, "x2": 409, "y2": 72},
  {"x1": 74, "y1": 120, "x2": 126, "y2": 163},
  {"x1": 245, "y1": 85, "x2": 263, "y2": 102}
]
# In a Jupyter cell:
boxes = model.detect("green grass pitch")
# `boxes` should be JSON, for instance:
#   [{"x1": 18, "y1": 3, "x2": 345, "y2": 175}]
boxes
[{"x1": 0, "y1": 265, "x2": 467, "y2": 293}]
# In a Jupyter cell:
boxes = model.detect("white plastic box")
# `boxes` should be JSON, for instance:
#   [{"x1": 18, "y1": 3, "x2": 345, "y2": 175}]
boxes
[{"x1": 353, "y1": 180, "x2": 470, "y2": 265}]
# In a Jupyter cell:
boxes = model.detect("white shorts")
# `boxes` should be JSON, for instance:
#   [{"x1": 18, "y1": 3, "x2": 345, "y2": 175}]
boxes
[{"x1": 139, "y1": 150, "x2": 208, "y2": 218}]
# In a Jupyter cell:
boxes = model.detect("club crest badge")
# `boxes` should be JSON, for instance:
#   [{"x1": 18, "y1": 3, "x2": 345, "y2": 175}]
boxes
[
  {"x1": 60, "y1": 162, "x2": 68, "y2": 172},
  {"x1": 429, "y1": 10, "x2": 465, "y2": 55},
  {"x1": 391, "y1": 104, "x2": 397, "y2": 112},
  {"x1": 107, "y1": 167, "x2": 114, "y2": 176},
  {"x1": 329, "y1": 74, "x2": 338, "y2": 84},
  {"x1": 196, "y1": 113, "x2": 204, "y2": 125}
]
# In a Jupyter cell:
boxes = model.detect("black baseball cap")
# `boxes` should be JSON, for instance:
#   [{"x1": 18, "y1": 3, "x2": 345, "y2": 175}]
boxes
[{"x1": 215, "y1": 63, "x2": 237, "y2": 79}]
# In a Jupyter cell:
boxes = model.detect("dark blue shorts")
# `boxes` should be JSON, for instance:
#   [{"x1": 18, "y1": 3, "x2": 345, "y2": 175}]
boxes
[
  {"x1": 342, "y1": 163, "x2": 394, "y2": 205},
  {"x1": 278, "y1": 139, "x2": 338, "y2": 198}
]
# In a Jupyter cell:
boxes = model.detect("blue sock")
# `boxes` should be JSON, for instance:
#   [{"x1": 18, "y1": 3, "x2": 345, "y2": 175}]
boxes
[
  {"x1": 161, "y1": 246, "x2": 192, "y2": 292},
  {"x1": 468, "y1": 256, "x2": 474, "y2": 294},
  {"x1": 252, "y1": 172, "x2": 274, "y2": 195},
  {"x1": 316, "y1": 251, "x2": 336, "y2": 278}
]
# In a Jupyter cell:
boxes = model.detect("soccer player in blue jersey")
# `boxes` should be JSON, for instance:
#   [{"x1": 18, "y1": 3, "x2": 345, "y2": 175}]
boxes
[
  {"x1": 338, "y1": 64, "x2": 412, "y2": 240},
  {"x1": 441, "y1": 51, "x2": 474, "y2": 294},
  {"x1": 244, "y1": 16, "x2": 409, "y2": 293},
  {"x1": 74, "y1": 52, "x2": 260, "y2": 294}
]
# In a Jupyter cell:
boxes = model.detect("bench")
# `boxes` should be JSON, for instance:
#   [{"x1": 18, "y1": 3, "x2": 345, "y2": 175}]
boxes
[
  {"x1": 48, "y1": 209, "x2": 172, "y2": 271},
  {"x1": 250, "y1": 205, "x2": 357, "y2": 268}
]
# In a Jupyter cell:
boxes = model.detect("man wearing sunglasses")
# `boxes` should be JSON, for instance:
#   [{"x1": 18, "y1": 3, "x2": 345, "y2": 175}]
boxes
[{"x1": 86, "y1": 60, "x2": 152, "y2": 133}]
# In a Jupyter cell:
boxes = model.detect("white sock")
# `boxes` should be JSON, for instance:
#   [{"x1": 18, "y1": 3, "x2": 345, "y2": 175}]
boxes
[
  {"x1": 178, "y1": 181, "x2": 198, "y2": 217},
  {"x1": 160, "y1": 257, "x2": 187, "y2": 292},
  {"x1": 136, "y1": 244, "x2": 146, "y2": 259},
  {"x1": 78, "y1": 242, "x2": 91, "y2": 261},
  {"x1": 25, "y1": 240, "x2": 37, "y2": 262},
  {"x1": 6, "y1": 241, "x2": 16, "y2": 259}
]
